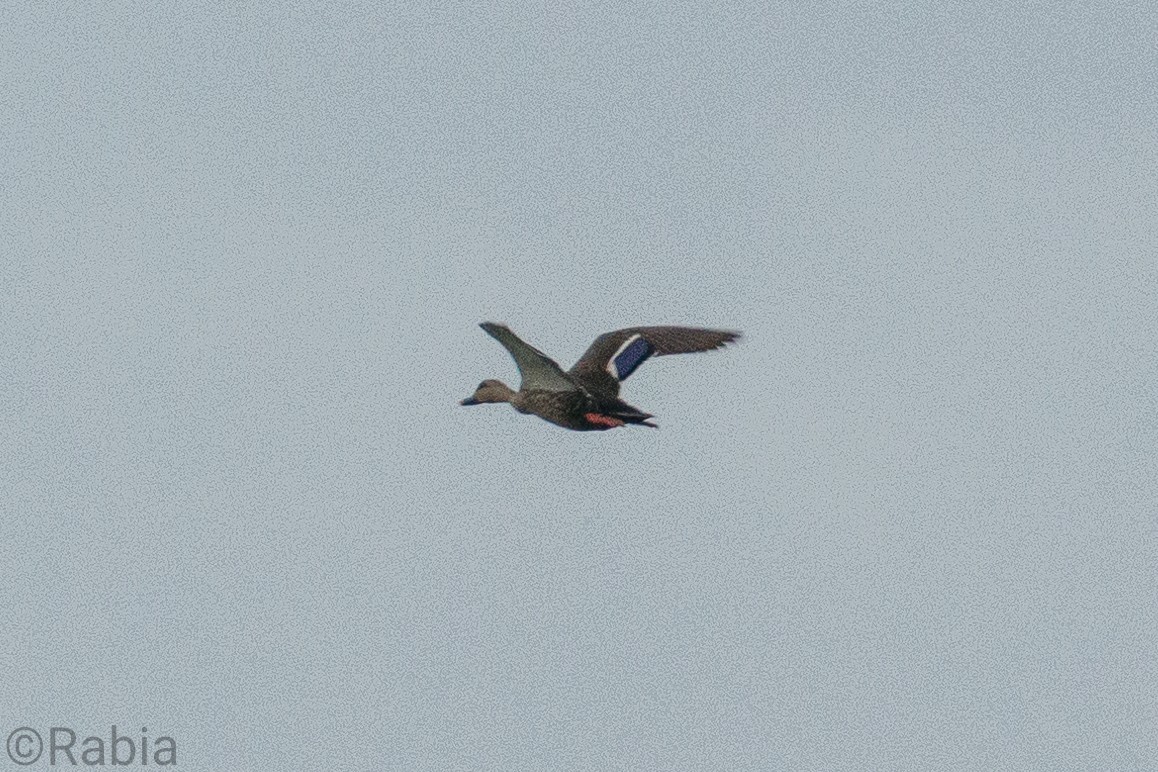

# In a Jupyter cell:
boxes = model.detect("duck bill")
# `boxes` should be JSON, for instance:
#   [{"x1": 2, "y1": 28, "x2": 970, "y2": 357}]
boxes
[{"x1": 460, "y1": 397, "x2": 480, "y2": 406}]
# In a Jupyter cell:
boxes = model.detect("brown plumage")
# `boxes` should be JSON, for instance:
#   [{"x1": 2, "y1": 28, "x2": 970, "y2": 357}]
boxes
[{"x1": 461, "y1": 323, "x2": 740, "y2": 431}]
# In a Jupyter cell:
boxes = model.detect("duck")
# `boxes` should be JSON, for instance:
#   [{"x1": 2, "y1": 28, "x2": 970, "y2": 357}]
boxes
[{"x1": 461, "y1": 322, "x2": 740, "y2": 431}]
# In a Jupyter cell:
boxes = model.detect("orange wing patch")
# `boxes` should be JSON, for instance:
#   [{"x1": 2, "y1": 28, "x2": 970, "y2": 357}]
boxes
[{"x1": 584, "y1": 413, "x2": 625, "y2": 428}]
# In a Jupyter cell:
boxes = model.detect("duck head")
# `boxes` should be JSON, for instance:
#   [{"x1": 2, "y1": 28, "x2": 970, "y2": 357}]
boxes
[{"x1": 460, "y1": 379, "x2": 515, "y2": 406}]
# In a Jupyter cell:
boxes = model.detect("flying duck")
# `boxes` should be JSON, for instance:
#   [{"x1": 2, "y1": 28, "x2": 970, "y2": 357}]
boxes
[{"x1": 461, "y1": 323, "x2": 740, "y2": 431}]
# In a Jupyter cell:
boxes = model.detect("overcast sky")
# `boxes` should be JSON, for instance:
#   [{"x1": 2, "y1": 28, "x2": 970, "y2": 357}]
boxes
[{"x1": 2, "y1": 2, "x2": 1156, "y2": 770}]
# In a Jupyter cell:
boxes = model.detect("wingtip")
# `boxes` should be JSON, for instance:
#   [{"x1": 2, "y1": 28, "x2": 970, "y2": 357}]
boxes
[{"x1": 479, "y1": 321, "x2": 509, "y2": 336}]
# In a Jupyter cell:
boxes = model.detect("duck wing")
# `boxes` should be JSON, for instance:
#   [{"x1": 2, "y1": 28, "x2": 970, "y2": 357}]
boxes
[
  {"x1": 479, "y1": 322, "x2": 578, "y2": 392},
  {"x1": 568, "y1": 326, "x2": 740, "y2": 397}
]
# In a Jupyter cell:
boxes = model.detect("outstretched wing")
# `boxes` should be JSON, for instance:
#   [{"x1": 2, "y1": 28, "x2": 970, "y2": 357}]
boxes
[
  {"x1": 479, "y1": 322, "x2": 577, "y2": 392},
  {"x1": 568, "y1": 326, "x2": 740, "y2": 397}
]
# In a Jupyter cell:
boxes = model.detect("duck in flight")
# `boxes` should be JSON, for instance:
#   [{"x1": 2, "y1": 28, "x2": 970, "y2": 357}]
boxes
[{"x1": 461, "y1": 323, "x2": 740, "y2": 431}]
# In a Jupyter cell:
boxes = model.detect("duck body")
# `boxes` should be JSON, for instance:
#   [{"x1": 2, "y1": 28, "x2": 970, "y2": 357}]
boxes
[
  {"x1": 461, "y1": 322, "x2": 739, "y2": 432},
  {"x1": 512, "y1": 388, "x2": 655, "y2": 431}
]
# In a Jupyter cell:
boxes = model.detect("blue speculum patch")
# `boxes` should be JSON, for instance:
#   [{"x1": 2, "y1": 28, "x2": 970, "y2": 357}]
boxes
[{"x1": 612, "y1": 336, "x2": 654, "y2": 381}]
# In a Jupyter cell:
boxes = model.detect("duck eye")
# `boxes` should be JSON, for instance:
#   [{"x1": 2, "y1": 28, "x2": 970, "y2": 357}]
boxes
[{"x1": 477, "y1": 381, "x2": 487, "y2": 390}]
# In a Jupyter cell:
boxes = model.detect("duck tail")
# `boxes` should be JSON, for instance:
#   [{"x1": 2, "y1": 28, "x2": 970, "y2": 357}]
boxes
[
  {"x1": 601, "y1": 396, "x2": 657, "y2": 428},
  {"x1": 617, "y1": 411, "x2": 657, "y2": 428}
]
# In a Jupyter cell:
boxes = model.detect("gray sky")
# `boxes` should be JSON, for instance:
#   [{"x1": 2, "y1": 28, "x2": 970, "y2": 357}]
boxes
[{"x1": 2, "y1": 2, "x2": 1156, "y2": 770}]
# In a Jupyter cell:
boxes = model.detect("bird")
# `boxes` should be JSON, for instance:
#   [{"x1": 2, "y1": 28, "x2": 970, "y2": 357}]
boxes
[{"x1": 460, "y1": 322, "x2": 740, "y2": 431}]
